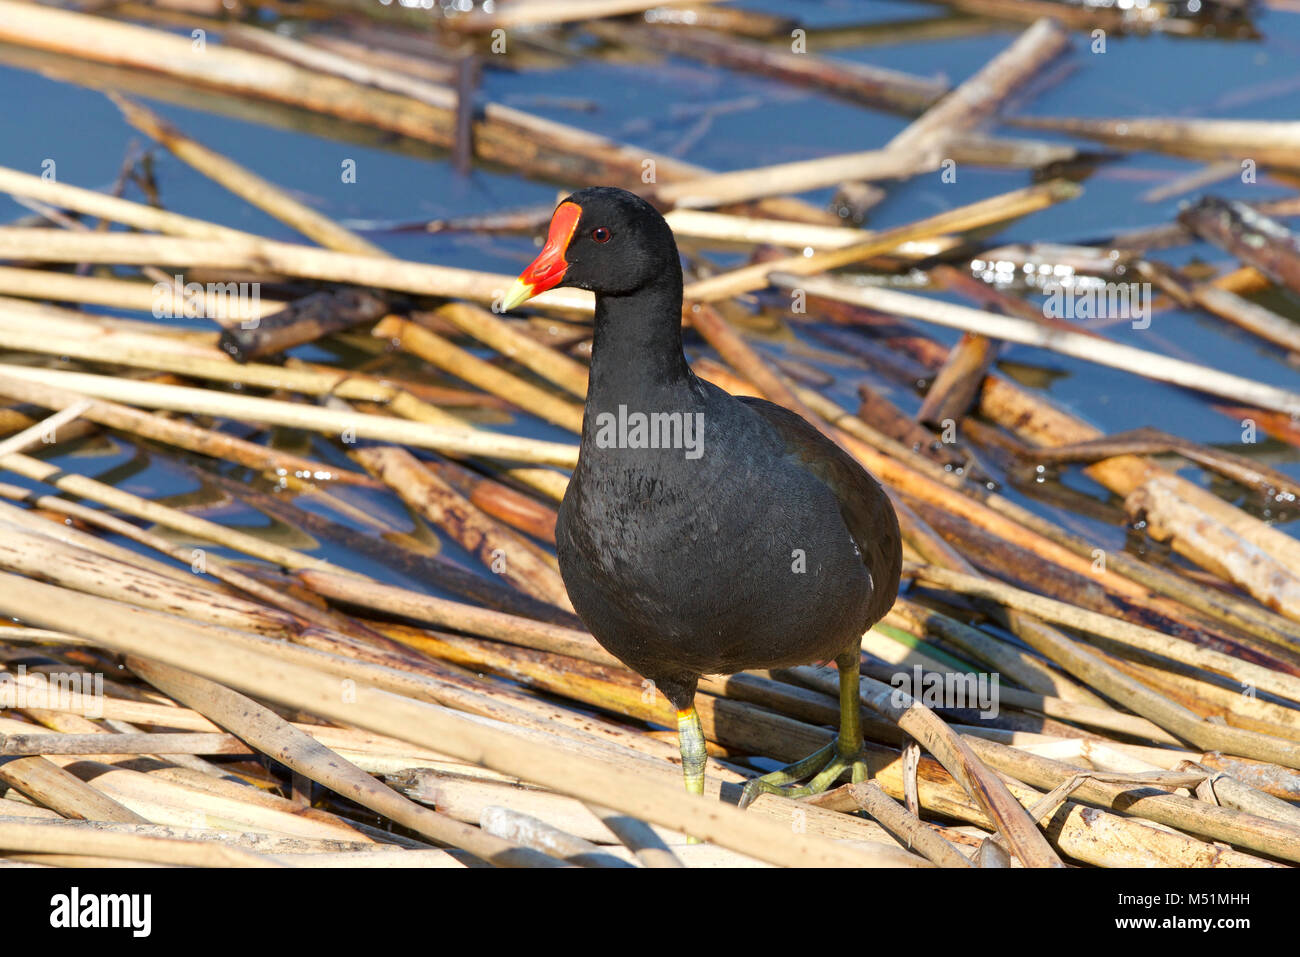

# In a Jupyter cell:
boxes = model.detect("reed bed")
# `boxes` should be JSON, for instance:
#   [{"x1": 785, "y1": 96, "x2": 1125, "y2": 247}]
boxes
[{"x1": 0, "y1": 0, "x2": 1298, "y2": 871}]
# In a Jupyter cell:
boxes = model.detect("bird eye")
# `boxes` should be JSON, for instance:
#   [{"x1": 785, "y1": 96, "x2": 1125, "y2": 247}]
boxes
[{"x1": 592, "y1": 227, "x2": 611, "y2": 243}]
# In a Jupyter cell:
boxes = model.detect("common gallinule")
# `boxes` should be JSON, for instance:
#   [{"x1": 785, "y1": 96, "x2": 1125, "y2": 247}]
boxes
[{"x1": 501, "y1": 186, "x2": 902, "y2": 806}]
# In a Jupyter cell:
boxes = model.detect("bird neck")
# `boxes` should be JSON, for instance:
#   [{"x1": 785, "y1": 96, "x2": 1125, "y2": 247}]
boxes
[{"x1": 586, "y1": 267, "x2": 694, "y2": 408}]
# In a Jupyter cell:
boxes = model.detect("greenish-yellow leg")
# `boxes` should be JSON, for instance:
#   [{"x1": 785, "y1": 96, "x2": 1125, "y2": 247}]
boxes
[
  {"x1": 738, "y1": 648, "x2": 867, "y2": 809},
  {"x1": 677, "y1": 706, "x2": 707, "y2": 796},
  {"x1": 677, "y1": 705, "x2": 707, "y2": 844}
]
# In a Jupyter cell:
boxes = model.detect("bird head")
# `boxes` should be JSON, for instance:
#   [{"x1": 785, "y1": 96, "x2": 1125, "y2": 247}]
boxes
[{"x1": 501, "y1": 186, "x2": 678, "y2": 310}]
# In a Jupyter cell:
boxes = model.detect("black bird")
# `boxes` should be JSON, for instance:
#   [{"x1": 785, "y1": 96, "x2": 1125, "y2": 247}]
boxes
[{"x1": 501, "y1": 187, "x2": 901, "y2": 805}]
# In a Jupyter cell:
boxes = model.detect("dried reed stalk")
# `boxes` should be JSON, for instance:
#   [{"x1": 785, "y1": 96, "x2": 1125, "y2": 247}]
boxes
[
  {"x1": 0, "y1": 365, "x2": 579, "y2": 466},
  {"x1": 0, "y1": 572, "x2": 928, "y2": 868},
  {"x1": 128, "y1": 657, "x2": 561, "y2": 867}
]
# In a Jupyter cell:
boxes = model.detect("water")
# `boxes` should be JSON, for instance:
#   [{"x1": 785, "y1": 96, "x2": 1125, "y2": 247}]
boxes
[{"x1": 0, "y1": 0, "x2": 1297, "y2": 580}]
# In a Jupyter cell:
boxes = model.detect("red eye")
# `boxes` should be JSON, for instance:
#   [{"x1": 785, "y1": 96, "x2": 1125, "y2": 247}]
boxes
[{"x1": 592, "y1": 227, "x2": 611, "y2": 243}]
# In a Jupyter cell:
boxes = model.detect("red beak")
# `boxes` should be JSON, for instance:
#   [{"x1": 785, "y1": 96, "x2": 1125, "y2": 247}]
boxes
[{"x1": 501, "y1": 201, "x2": 582, "y2": 310}]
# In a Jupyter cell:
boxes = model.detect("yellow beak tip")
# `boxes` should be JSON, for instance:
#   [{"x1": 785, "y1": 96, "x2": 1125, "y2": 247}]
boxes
[{"x1": 500, "y1": 279, "x2": 535, "y2": 312}]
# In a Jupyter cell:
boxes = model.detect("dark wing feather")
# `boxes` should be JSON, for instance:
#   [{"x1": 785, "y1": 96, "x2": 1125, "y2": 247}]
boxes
[{"x1": 739, "y1": 395, "x2": 902, "y2": 625}]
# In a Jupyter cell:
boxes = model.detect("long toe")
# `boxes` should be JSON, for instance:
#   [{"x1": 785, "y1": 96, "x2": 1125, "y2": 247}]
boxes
[{"x1": 737, "y1": 738, "x2": 866, "y2": 809}]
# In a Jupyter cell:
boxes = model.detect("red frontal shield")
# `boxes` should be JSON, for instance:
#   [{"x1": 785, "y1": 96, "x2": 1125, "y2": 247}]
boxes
[{"x1": 501, "y1": 201, "x2": 582, "y2": 310}]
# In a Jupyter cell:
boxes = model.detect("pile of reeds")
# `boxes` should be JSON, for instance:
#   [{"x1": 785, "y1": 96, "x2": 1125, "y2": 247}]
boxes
[{"x1": 0, "y1": 0, "x2": 1298, "y2": 868}]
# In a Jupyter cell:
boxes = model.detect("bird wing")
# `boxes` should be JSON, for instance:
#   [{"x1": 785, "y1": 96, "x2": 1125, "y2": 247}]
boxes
[{"x1": 737, "y1": 395, "x2": 902, "y2": 625}]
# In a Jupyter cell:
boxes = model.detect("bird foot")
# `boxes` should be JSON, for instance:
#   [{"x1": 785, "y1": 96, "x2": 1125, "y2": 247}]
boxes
[{"x1": 738, "y1": 738, "x2": 867, "y2": 809}]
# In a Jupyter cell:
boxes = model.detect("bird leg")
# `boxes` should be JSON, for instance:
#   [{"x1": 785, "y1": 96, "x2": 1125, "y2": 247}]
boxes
[
  {"x1": 738, "y1": 647, "x2": 868, "y2": 809},
  {"x1": 676, "y1": 705, "x2": 709, "y2": 844},
  {"x1": 676, "y1": 706, "x2": 708, "y2": 796}
]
